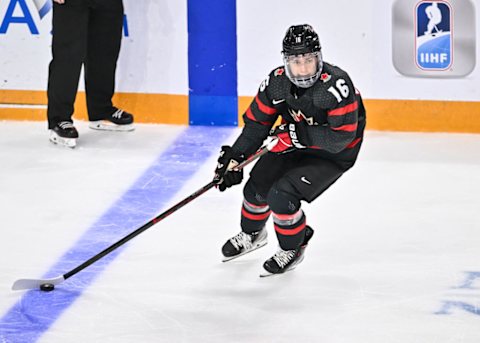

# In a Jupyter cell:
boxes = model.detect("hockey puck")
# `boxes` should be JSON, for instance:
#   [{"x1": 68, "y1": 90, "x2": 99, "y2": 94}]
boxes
[{"x1": 40, "y1": 283, "x2": 55, "y2": 292}]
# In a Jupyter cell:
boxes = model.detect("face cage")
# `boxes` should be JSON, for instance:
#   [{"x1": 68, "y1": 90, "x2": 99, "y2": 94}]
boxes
[{"x1": 283, "y1": 51, "x2": 323, "y2": 88}]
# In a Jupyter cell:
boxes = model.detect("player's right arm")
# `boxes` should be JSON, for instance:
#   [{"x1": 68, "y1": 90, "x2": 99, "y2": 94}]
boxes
[
  {"x1": 213, "y1": 70, "x2": 282, "y2": 190},
  {"x1": 231, "y1": 70, "x2": 282, "y2": 156}
]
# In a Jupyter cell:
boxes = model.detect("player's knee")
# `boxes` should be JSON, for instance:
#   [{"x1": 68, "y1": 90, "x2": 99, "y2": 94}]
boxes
[
  {"x1": 266, "y1": 183, "x2": 301, "y2": 215},
  {"x1": 243, "y1": 179, "x2": 267, "y2": 206}
]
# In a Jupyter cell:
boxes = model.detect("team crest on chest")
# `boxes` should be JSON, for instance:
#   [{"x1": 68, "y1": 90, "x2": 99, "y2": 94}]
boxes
[{"x1": 288, "y1": 108, "x2": 315, "y2": 125}]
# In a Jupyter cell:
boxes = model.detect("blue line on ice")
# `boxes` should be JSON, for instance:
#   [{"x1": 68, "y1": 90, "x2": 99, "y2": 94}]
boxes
[{"x1": 0, "y1": 126, "x2": 235, "y2": 343}]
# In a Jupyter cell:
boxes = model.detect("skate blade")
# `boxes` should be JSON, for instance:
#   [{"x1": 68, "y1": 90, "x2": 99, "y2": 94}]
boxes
[
  {"x1": 259, "y1": 265, "x2": 298, "y2": 278},
  {"x1": 49, "y1": 131, "x2": 76, "y2": 148},
  {"x1": 89, "y1": 121, "x2": 135, "y2": 132},
  {"x1": 259, "y1": 271, "x2": 275, "y2": 278},
  {"x1": 259, "y1": 254, "x2": 305, "y2": 277},
  {"x1": 222, "y1": 241, "x2": 268, "y2": 262}
]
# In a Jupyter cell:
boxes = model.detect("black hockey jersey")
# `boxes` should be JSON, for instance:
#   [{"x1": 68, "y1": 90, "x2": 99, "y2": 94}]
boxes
[{"x1": 232, "y1": 62, "x2": 366, "y2": 159}]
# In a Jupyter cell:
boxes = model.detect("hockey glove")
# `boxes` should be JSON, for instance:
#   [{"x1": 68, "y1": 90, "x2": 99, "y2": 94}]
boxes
[
  {"x1": 213, "y1": 146, "x2": 245, "y2": 192},
  {"x1": 269, "y1": 123, "x2": 308, "y2": 154}
]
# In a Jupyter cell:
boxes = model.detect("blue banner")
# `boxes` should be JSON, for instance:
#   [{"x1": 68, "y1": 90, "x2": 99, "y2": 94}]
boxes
[{"x1": 187, "y1": 0, "x2": 238, "y2": 126}]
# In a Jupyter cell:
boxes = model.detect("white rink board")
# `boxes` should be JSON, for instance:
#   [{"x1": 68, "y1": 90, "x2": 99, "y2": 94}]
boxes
[
  {"x1": 0, "y1": 0, "x2": 188, "y2": 94},
  {"x1": 0, "y1": 0, "x2": 478, "y2": 101},
  {"x1": 237, "y1": 0, "x2": 480, "y2": 101}
]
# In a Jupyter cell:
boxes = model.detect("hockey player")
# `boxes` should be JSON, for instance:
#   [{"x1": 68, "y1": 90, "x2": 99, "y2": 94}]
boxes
[{"x1": 213, "y1": 24, "x2": 366, "y2": 276}]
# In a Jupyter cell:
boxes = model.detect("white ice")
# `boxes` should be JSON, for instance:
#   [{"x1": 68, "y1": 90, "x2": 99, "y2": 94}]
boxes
[{"x1": 0, "y1": 121, "x2": 479, "y2": 343}]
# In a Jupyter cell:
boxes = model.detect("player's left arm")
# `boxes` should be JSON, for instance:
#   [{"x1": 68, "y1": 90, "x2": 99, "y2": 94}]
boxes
[{"x1": 304, "y1": 75, "x2": 359, "y2": 153}]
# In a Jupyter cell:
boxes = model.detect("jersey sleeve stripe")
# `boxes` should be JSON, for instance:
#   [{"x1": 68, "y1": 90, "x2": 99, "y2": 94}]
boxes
[
  {"x1": 245, "y1": 107, "x2": 256, "y2": 121},
  {"x1": 346, "y1": 137, "x2": 362, "y2": 149},
  {"x1": 331, "y1": 123, "x2": 358, "y2": 132},
  {"x1": 327, "y1": 101, "x2": 358, "y2": 116},
  {"x1": 255, "y1": 95, "x2": 277, "y2": 115},
  {"x1": 245, "y1": 107, "x2": 272, "y2": 126}
]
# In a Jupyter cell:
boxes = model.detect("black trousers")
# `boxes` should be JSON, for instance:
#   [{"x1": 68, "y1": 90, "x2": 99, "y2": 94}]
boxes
[{"x1": 47, "y1": 0, "x2": 124, "y2": 129}]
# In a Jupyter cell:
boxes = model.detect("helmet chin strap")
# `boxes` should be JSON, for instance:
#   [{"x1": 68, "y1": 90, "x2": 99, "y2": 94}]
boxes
[{"x1": 291, "y1": 73, "x2": 321, "y2": 89}]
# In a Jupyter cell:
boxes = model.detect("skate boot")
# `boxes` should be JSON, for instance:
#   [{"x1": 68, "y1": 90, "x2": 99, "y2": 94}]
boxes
[
  {"x1": 89, "y1": 109, "x2": 135, "y2": 132},
  {"x1": 222, "y1": 228, "x2": 268, "y2": 262},
  {"x1": 260, "y1": 226, "x2": 314, "y2": 277},
  {"x1": 49, "y1": 121, "x2": 79, "y2": 148}
]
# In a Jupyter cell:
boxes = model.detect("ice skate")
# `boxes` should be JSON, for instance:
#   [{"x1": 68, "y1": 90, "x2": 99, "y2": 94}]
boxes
[
  {"x1": 89, "y1": 109, "x2": 135, "y2": 132},
  {"x1": 49, "y1": 121, "x2": 78, "y2": 148},
  {"x1": 260, "y1": 226, "x2": 314, "y2": 277},
  {"x1": 222, "y1": 228, "x2": 268, "y2": 262}
]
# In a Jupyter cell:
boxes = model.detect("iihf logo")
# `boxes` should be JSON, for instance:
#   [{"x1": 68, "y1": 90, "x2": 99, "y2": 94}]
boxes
[
  {"x1": 392, "y1": 0, "x2": 475, "y2": 78},
  {"x1": 415, "y1": 1, "x2": 452, "y2": 70}
]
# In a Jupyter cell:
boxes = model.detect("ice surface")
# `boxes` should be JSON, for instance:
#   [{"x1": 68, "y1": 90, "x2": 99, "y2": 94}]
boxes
[{"x1": 0, "y1": 121, "x2": 479, "y2": 343}]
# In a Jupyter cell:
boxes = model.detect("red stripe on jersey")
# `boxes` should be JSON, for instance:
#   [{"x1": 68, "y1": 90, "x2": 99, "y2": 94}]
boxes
[
  {"x1": 245, "y1": 107, "x2": 271, "y2": 126},
  {"x1": 242, "y1": 208, "x2": 271, "y2": 221},
  {"x1": 255, "y1": 95, "x2": 276, "y2": 115},
  {"x1": 346, "y1": 137, "x2": 361, "y2": 149},
  {"x1": 246, "y1": 107, "x2": 255, "y2": 121},
  {"x1": 274, "y1": 222, "x2": 306, "y2": 236},
  {"x1": 328, "y1": 101, "x2": 358, "y2": 116},
  {"x1": 332, "y1": 123, "x2": 358, "y2": 132}
]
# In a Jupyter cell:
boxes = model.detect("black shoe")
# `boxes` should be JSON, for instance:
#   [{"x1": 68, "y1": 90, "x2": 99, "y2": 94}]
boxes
[
  {"x1": 108, "y1": 109, "x2": 134, "y2": 125},
  {"x1": 260, "y1": 226, "x2": 314, "y2": 276},
  {"x1": 222, "y1": 228, "x2": 268, "y2": 262},
  {"x1": 49, "y1": 121, "x2": 78, "y2": 148},
  {"x1": 89, "y1": 109, "x2": 134, "y2": 131}
]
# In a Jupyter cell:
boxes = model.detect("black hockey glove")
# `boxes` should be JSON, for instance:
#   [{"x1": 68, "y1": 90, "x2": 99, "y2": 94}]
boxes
[
  {"x1": 213, "y1": 146, "x2": 245, "y2": 192},
  {"x1": 269, "y1": 123, "x2": 308, "y2": 154}
]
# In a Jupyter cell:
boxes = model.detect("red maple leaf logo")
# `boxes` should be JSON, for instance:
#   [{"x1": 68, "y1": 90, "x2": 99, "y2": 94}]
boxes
[{"x1": 320, "y1": 73, "x2": 331, "y2": 82}]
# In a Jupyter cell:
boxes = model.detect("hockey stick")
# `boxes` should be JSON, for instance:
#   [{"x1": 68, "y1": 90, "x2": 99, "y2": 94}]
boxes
[{"x1": 12, "y1": 137, "x2": 279, "y2": 291}]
